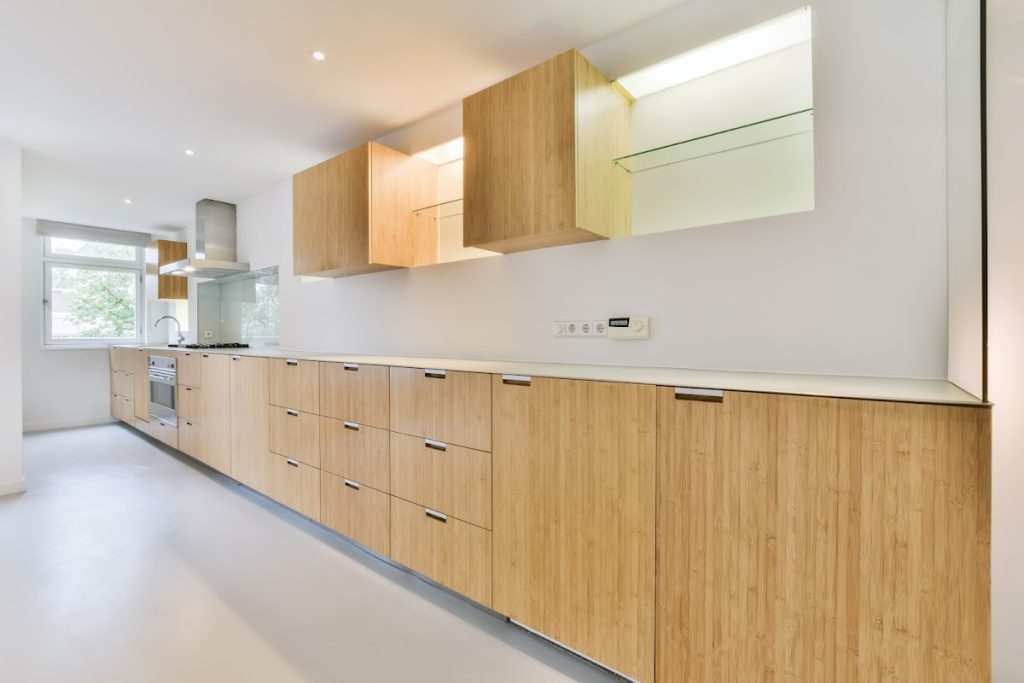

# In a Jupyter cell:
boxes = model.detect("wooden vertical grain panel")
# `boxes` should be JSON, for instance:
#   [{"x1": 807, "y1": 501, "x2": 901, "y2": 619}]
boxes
[
  {"x1": 319, "y1": 416, "x2": 390, "y2": 492},
  {"x1": 200, "y1": 353, "x2": 231, "y2": 474},
  {"x1": 321, "y1": 471, "x2": 391, "y2": 556},
  {"x1": 178, "y1": 351, "x2": 201, "y2": 388},
  {"x1": 369, "y1": 142, "x2": 438, "y2": 268},
  {"x1": 574, "y1": 51, "x2": 631, "y2": 240},
  {"x1": 269, "y1": 405, "x2": 320, "y2": 468},
  {"x1": 265, "y1": 452, "x2": 320, "y2": 522},
  {"x1": 177, "y1": 385, "x2": 201, "y2": 423},
  {"x1": 319, "y1": 362, "x2": 390, "y2": 429},
  {"x1": 492, "y1": 376, "x2": 656, "y2": 682},
  {"x1": 389, "y1": 367, "x2": 491, "y2": 451},
  {"x1": 155, "y1": 240, "x2": 187, "y2": 300},
  {"x1": 656, "y1": 390, "x2": 991, "y2": 683},
  {"x1": 268, "y1": 358, "x2": 320, "y2": 414},
  {"x1": 132, "y1": 348, "x2": 150, "y2": 422},
  {"x1": 229, "y1": 355, "x2": 268, "y2": 487}
]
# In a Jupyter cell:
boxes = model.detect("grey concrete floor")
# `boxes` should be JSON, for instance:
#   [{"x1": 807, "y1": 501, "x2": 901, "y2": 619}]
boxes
[{"x1": 0, "y1": 424, "x2": 621, "y2": 683}]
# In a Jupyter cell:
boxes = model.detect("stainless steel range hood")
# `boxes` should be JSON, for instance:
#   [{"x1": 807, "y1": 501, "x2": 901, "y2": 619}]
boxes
[{"x1": 159, "y1": 199, "x2": 250, "y2": 279}]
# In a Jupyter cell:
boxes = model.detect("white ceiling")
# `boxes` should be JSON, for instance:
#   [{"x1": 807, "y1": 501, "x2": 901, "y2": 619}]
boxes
[{"x1": 0, "y1": 0, "x2": 684, "y2": 232}]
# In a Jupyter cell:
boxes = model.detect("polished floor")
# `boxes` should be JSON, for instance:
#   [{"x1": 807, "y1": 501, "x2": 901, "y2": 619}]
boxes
[{"x1": 0, "y1": 424, "x2": 619, "y2": 683}]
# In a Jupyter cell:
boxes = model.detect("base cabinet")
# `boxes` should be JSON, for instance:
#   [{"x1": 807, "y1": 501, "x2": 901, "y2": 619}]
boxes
[
  {"x1": 390, "y1": 496, "x2": 491, "y2": 608},
  {"x1": 492, "y1": 376, "x2": 656, "y2": 683},
  {"x1": 656, "y1": 389, "x2": 991, "y2": 683},
  {"x1": 229, "y1": 356, "x2": 269, "y2": 488},
  {"x1": 200, "y1": 353, "x2": 232, "y2": 475},
  {"x1": 265, "y1": 452, "x2": 320, "y2": 522},
  {"x1": 321, "y1": 471, "x2": 390, "y2": 556}
]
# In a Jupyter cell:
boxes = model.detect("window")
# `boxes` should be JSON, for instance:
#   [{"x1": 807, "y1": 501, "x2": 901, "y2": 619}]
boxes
[{"x1": 43, "y1": 237, "x2": 144, "y2": 346}]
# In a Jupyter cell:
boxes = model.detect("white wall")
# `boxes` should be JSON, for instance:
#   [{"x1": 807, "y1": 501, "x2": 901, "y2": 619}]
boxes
[
  {"x1": 237, "y1": 0, "x2": 950, "y2": 379},
  {"x1": 987, "y1": 0, "x2": 1024, "y2": 678},
  {"x1": 0, "y1": 141, "x2": 25, "y2": 495}
]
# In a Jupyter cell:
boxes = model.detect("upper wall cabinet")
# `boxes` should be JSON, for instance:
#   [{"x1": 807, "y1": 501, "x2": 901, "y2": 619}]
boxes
[
  {"x1": 293, "y1": 142, "x2": 438, "y2": 278},
  {"x1": 462, "y1": 49, "x2": 631, "y2": 253}
]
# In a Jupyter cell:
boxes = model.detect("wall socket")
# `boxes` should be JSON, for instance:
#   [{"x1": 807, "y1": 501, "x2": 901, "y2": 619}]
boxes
[{"x1": 553, "y1": 320, "x2": 607, "y2": 338}]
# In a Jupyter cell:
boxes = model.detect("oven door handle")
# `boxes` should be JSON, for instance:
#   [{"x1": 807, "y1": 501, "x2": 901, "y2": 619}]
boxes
[{"x1": 148, "y1": 373, "x2": 177, "y2": 386}]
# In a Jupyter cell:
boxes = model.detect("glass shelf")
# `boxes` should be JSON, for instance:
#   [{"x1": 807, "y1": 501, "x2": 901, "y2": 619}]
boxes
[
  {"x1": 613, "y1": 108, "x2": 814, "y2": 174},
  {"x1": 412, "y1": 198, "x2": 463, "y2": 220}
]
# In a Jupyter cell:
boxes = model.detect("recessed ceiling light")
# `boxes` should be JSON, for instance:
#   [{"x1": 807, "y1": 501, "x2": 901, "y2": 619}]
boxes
[
  {"x1": 123, "y1": 198, "x2": 133, "y2": 205},
  {"x1": 311, "y1": 50, "x2": 326, "y2": 62},
  {"x1": 414, "y1": 137, "x2": 465, "y2": 165},
  {"x1": 184, "y1": 149, "x2": 195, "y2": 156},
  {"x1": 616, "y1": 7, "x2": 812, "y2": 99}
]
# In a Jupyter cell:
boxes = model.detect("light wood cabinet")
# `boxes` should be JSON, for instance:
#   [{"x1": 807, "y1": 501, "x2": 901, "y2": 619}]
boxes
[
  {"x1": 200, "y1": 353, "x2": 232, "y2": 474},
  {"x1": 292, "y1": 142, "x2": 438, "y2": 278},
  {"x1": 111, "y1": 370, "x2": 133, "y2": 399},
  {"x1": 133, "y1": 349, "x2": 150, "y2": 422},
  {"x1": 462, "y1": 49, "x2": 630, "y2": 253},
  {"x1": 321, "y1": 471, "x2": 390, "y2": 556},
  {"x1": 178, "y1": 419, "x2": 202, "y2": 459},
  {"x1": 229, "y1": 355, "x2": 269, "y2": 488},
  {"x1": 110, "y1": 393, "x2": 119, "y2": 421},
  {"x1": 269, "y1": 405, "x2": 320, "y2": 468},
  {"x1": 178, "y1": 351, "x2": 201, "y2": 388},
  {"x1": 269, "y1": 358, "x2": 320, "y2": 413},
  {"x1": 153, "y1": 239, "x2": 188, "y2": 300},
  {"x1": 320, "y1": 362, "x2": 389, "y2": 429},
  {"x1": 149, "y1": 416, "x2": 178, "y2": 449},
  {"x1": 264, "y1": 451, "x2": 321, "y2": 522},
  {"x1": 320, "y1": 416, "x2": 389, "y2": 492},
  {"x1": 655, "y1": 389, "x2": 991, "y2": 683},
  {"x1": 178, "y1": 385, "x2": 202, "y2": 423},
  {"x1": 492, "y1": 376, "x2": 656, "y2": 683},
  {"x1": 389, "y1": 367, "x2": 491, "y2": 451},
  {"x1": 390, "y1": 496, "x2": 491, "y2": 607},
  {"x1": 389, "y1": 432, "x2": 491, "y2": 530},
  {"x1": 110, "y1": 347, "x2": 134, "y2": 372}
]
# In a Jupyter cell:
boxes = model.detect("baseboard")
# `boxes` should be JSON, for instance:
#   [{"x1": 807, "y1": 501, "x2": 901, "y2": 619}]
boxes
[
  {"x1": 23, "y1": 416, "x2": 117, "y2": 433},
  {"x1": 0, "y1": 476, "x2": 27, "y2": 497}
]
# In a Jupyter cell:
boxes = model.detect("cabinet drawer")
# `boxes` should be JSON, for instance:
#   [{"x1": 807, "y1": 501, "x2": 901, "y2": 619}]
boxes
[
  {"x1": 390, "y1": 432, "x2": 491, "y2": 529},
  {"x1": 119, "y1": 396, "x2": 134, "y2": 424},
  {"x1": 110, "y1": 393, "x2": 120, "y2": 420},
  {"x1": 178, "y1": 351, "x2": 202, "y2": 388},
  {"x1": 320, "y1": 362, "x2": 389, "y2": 428},
  {"x1": 266, "y1": 452, "x2": 321, "y2": 522},
  {"x1": 149, "y1": 417, "x2": 178, "y2": 449},
  {"x1": 389, "y1": 367, "x2": 491, "y2": 450},
  {"x1": 269, "y1": 358, "x2": 320, "y2": 414},
  {"x1": 320, "y1": 417, "x2": 389, "y2": 492},
  {"x1": 113, "y1": 370, "x2": 134, "y2": 399},
  {"x1": 321, "y1": 471, "x2": 390, "y2": 556},
  {"x1": 178, "y1": 419, "x2": 202, "y2": 460},
  {"x1": 390, "y1": 496, "x2": 491, "y2": 607},
  {"x1": 178, "y1": 385, "x2": 202, "y2": 423},
  {"x1": 269, "y1": 405, "x2": 320, "y2": 468}
]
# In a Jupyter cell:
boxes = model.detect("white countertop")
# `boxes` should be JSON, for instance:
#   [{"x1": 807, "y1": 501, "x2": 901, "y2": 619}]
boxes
[{"x1": 119, "y1": 345, "x2": 985, "y2": 407}]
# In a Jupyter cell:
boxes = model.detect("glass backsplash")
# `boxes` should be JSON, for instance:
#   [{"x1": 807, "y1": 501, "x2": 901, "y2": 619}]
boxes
[{"x1": 197, "y1": 266, "x2": 279, "y2": 345}]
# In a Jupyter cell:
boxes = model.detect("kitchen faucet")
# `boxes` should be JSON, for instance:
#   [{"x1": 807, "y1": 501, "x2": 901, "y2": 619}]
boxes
[{"x1": 155, "y1": 316, "x2": 185, "y2": 345}]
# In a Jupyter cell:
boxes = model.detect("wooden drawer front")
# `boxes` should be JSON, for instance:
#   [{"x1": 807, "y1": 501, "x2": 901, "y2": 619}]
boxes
[
  {"x1": 320, "y1": 417, "x2": 389, "y2": 492},
  {"x1": 321, "y1": 471, "x2": 390, "y2": 556},
  {"x1": 178, "y1": 419, "x2": 202, "y2": 460},
  {"x1": 113, "y1": 370, "x2": 134, "y2": 398},
  {"x1": 110, "y1": 393, "x2": 120, "y2": 420},
  {"x1": 267, "y1": 452, "x2": 321, "y2": 522},
  {"x1": 320, "y1": 362, "x2": 389, "y2": 428},
  {"x1": 178, "y1": 385, "x2": 202, "y2": 423},
  {"x1": 390, "y1": 496, "x2": 492, "y2": 607},
  {"x1": 120, "y1": 397, "x2": 135, "y2": 424},
  {"x1": 133, "y1": 417, "x2": 151, "y2": 435},
  {"x1": 390, "y1": 432, "x2": 491, "y2": 529},
  {"x1": 269, "y1": 406, "x2": 320, "y2": 468},
  {"x1": 149, "y1": 417, "x2": 178, "y2": 449},
  {"x1": 178, "y1": 352, "x2": 202, "y2": 388},
  {"x1": 389, "y1": 367, "x2": 491, "y2": 450},
  {"x1": 270, "y1": 358, "x2": 320, "y2": 414}
]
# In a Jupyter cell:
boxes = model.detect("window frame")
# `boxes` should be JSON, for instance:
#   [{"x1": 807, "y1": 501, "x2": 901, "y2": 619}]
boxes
[{"x1": 42, "y1": 236, "x2": 145, "y2": 347}]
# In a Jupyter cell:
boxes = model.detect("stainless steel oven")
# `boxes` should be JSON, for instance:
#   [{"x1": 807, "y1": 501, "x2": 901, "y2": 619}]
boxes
[{"x1": 148, "y1": 355, "x2": 177, "y2": 426}]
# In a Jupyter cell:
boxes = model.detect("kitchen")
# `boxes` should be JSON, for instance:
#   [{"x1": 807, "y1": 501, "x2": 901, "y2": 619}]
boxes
[{"x1": 0, "y1": 1, "x2": 1020, "y2": 681}]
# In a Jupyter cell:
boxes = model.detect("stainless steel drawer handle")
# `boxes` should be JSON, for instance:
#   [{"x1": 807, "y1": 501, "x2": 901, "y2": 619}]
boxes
[
  {"x1": 424, "y1": 439, "x2": 447, "y2": 451},
  {"x1": 502, "y1": 374, "x2": 532, "y2": 386},
  {"x1": 425, "y1": 508, "x2": 448, "y2": 523},
  {"x1": 202, "y1": 354, "x2": 210, "y2": 358},
  {"x1": 424, "y1": 368, "x2": 446, "y2": 379},
  {"x1": 344, "y1": 479, "x2": 360, "y2": 490},
  {"x1": 286, "y1": 459, "x2": 299, "y2": 467},
  {"x1": 343, "y1": 363, "x2": 359, "y2": 371},
  {"x1": 185, "y1": 386, "x2": 192, "y2": 391},
  {"x1": 343, "y1": 421, "x2": 360, "y2": 431},
  {"x1": 286, "y1": 408, "x2": 299, "y2": 416},
  {"x1": 186, "y1": 421, "x2": 193, "y2": 426},
  {"x1": 232, "y1": 355, "x2": 241, "y2": 361},
  {"x1": 674, "y1": 387, "x2": 724, "y2": 403},
  {"x1": 286, "y1": 359, "x2": 299, "y2": 366}
]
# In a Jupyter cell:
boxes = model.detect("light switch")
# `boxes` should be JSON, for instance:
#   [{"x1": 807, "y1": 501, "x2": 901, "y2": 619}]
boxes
[{"x1": 607, "y1": 316, "x2": 649, "y2": 340}]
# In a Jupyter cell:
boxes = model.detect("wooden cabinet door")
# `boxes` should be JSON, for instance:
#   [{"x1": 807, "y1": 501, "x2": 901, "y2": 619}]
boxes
[
  {"x1": 269, "y1": 405, "x2": 320, "y2": 468},
  {"x1": 178, "y1": 351, "x2": 201, "y2": 387},
  {"x1": 321, "y1": 471, "x2": 390, "y2": 556},
  {"x1": 389, "y1": 367, "x2": 491, "y2": 450},
  {"x1": 269, "y1": 358, "x2": 320, "y2": 413},
  {"x1": 492, "y1": 375, "x2": 656, "y2": 683},
  {"x1": 229, "y1": 355, "x2": 268, "y2": 488},
  {"x1": 178, "y1": 385, "x2": 202, "y2": 423},
  {"x1": 200, "y1": 353, "x2": 231, "y2": 475},
  {"x1": 266, "y1": 452, "x2": 320, "y2": 522},
  {"x1": 656, "y1": 389, "x2": 991, "y2": 683},
  {"x1": 178, "y1": 419, "x2": 202, "y2": 460},
  {"x1": 319, "y1": 362, "x2": 389, "y2": 428},
  {"x1": 133, "y1": 349, "x2": 150, "y2": 421},
  {"x1": 320, "y1": 417, "x2": 389, "y2": 492}
]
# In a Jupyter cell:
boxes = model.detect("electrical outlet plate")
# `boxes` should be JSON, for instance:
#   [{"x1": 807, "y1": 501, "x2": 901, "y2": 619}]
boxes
[{"x1": 553, "y1": 319, "x2": 609, "y2": 338}]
